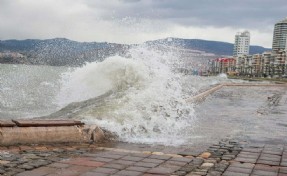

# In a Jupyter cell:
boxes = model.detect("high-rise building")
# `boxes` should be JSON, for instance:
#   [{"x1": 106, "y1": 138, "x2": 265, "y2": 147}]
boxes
[
  {"x1": 272, "y1": 17, "x2": 287, "y2": 52},
  {"x1": 233, "y1": 31, "x2": 250, "y2": 57}
]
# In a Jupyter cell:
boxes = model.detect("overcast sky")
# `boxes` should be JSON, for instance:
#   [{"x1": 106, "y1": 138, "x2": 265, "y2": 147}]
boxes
[{"x1": 0, "y1": 0, "x2": 286, "y2": 47}]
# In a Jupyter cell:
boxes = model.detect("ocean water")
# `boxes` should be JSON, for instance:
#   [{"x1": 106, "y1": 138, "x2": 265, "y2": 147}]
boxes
[{"x1": 0, "y1": 45, "x2": 231, "y2": 145}]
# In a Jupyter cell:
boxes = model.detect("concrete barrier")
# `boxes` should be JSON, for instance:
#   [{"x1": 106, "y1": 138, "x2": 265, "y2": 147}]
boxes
[
  {"x1": 224, "y1": 83, "x2": 287, "y2": 87},
  {"x1": 0, "y1": 120, "x2": 105, "y2": 146},
  {"x1": 185, "y1": 84, "x2": 224, "y2": 103},
  {"x1": 186, "y1": 83, "x2": 287, "y2": 103}
]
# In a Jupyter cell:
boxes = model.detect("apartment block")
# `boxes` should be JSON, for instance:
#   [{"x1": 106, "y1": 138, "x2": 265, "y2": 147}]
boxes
[
  {"x1": 272, "y1": 18, "x2": 287, "y2": 52},
  {"x1": 233, "y1": 31, "x2": 250, "y2": 57}
]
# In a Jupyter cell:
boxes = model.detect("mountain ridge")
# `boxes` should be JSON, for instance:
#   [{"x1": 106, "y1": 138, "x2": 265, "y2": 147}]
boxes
[
  {"x1": 0, "y1": 38, "x2": 271, "y2": 66},
  {"x1": 145, "y1": 38, "x2": 270, "y2": 56}
]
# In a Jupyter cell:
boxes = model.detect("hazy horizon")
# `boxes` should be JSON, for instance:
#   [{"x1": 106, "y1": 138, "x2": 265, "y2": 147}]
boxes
[
  {"x1": 0, "y1": 37, "x2": 272, "y2": 49},
  {"x1": 1, "y1": 0, "x2": 286, "y2": 48}
]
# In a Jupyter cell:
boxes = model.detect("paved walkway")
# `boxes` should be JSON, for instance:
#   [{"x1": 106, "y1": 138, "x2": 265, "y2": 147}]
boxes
[
  {"x1": 0, "y1": 139, "x2": 287, "y2": 176},
  {"x1": 1, "y1": 84, "x2": 287, "y2": 175}
]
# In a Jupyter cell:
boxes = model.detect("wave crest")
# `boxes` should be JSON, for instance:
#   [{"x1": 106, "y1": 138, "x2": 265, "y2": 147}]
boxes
[{"x1": 56, "y1": 45, "x2": 195, "y2": 145}]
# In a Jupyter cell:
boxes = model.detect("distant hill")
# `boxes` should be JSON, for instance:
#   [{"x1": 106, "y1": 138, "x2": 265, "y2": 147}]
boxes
[
  {"x1": 0, "y1": 38, "x2": 129, "y2": 66},
  {"x1": 145, "y1": 38, "x2": 271, "y2": 56},
  {"x1": 0, "y1": 37, "x2": 270, "y2": 66}
]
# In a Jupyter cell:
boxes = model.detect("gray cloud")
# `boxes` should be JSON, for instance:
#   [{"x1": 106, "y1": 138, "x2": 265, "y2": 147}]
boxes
[
  {"x1": 0, "y1": 0, "x2": 285, "y2": 47},
  {"x1": 94, "y1": 0, "x2": 286, "y2": 29},
  {"x1": 119, "y1": 0, "x2": 141, "y2": 3}
]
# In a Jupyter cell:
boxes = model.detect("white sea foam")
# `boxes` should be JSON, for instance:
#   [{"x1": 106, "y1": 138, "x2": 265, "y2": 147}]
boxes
[
  {"x1": 218, "y1": 73, "x2": 228, "y2": 78},
  {"x1": 56, "y1": 45, "x2": 196, "y2": 145}
]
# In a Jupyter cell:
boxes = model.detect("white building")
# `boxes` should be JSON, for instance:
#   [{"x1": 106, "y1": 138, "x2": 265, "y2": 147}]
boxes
[
  {"x1": 272, "y1": 17, "x2": 287, "y2": 52},
  {"x1": 233, "y1": 31, "x2": 250, "y2": 57}
]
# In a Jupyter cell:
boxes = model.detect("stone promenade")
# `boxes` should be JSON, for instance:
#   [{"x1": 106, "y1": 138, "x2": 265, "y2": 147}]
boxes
[
  {"x1": 1, "y1": 83, "x2": 287, "y2": 175},
  {"x1": 1, "y1": 138, "x2": 287, "y2": 176}
]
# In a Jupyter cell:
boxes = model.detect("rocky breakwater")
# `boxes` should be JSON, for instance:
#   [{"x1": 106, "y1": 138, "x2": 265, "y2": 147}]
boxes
[{"x1": 0, "y1": 119, "x2": 106, "y2": 146}]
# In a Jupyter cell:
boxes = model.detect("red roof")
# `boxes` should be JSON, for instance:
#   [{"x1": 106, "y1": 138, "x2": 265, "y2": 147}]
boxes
[{"x1": 214, "y1": 58, "x2": 236, "y2": 62}]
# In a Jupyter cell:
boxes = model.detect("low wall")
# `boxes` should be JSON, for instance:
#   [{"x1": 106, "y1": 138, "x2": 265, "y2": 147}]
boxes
[
  {"x1": 186, "y1": 83, "x2": 287, "y2": 103},
  {"x1": 0, "y1": 120, "x2": 105, "y2": 146},
  {"x1": 185, "y1": 84, "x2": 224, "y2": 103}
]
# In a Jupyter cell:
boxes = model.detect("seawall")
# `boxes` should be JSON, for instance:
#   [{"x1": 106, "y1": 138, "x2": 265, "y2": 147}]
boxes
[{"x1": 0, "y1": 119, "x2": 105, "y2": 146}]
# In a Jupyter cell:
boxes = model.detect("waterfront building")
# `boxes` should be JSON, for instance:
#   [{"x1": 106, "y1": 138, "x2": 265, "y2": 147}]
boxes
[
  {"x1": 272, "y1": 17, "x2": 287, "y2": 52},
  {"x1": 211, "y1": 58, "x2": 236, "y2": 74},
  {"x1": 274, "y1": 50, "x2": 287, "y2": 76},
  {"x1": 233, "y1": 31, "x2": 250, "y2": 57},
  {"x1": 209, "y1": 51, "x2": 286, "y2": 77},
  {"x1": 233, "y1": 52, "x2": 286, "y2": 77},
  {"x1": 209, "y1": 18, "x2": 287, "y2": 77},
  {"x1": 251, "y1": 54, "x2": 263, "y2": 76}
]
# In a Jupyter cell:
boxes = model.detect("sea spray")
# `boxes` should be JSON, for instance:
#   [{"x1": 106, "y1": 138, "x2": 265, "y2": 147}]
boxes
[
  {"x1": 56, "y1": 56, "x2": 148, "y2": 105},
  {"x1": 0, "y1": 44, "x2": 240, "y2": 145},
  {"x1": 0, "y1": 64, "x2": 66, "y2": 118},
  {"x1": 56, "y1": 45, "x2": 196, "y2": 145}
]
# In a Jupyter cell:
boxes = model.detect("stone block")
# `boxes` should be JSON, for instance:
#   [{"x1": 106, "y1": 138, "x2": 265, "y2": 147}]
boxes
[
  {"x1": 229, "y1": 162, "x2": 254, "y2": 169},
  {"x1": 147, "y1": 167, "x2": 178, "y2": 175},
  {"x1": 99, "y1": 154, "x2": 123, "y2": 159},
  {"x1": 102, "y1": 163, "x2": 127, "y2": 170},
  {"x1": 199, "y1": 152, "x2": 211, "y2": 159},
  {"x1": 257, "y1": 159, "x2": 280, "y2": 166},
  {"x1": 134, "y1": 162, "x2": 159, "y2": 168},
  {"x1": 116, "y1": 170, "x2": 142, "y2": 176},
  {"x1": 126, "y1": 166, "x2": 150, "y2": 172},
  {"x1": 130, "y1": 153, "x2": 150, "y2": 158},
  {"x1": 47, "y1": 162, "x2": 70, "y2": 168},
  {"x1": 149, "y1": 155, "x2": 171, "y2": 160},
  {"x1": 280, "y1": 167, "x2": 287, "y2": 174},
  {"x1": 178, "y1": 150, "x2": 202, "y2": 157},
  {"x1": 90, "y1": 157, "x2": 115, "y2": 163},
  {"x1": 254, "y1": 164, "x2": 278, "y2": 172},
  {"x1": 112, "y1": 160, "x2": 136, "y2": 166},
  {"x1": 169, "y1": 157, "x2": 193, "y2": 163},
  {"x1": 234, "y1": 157, "x2": 257, "y2": 163},
  {"x1": 90, "y1": 126, "x2": 105, "y2": 142},
  {"x1": 0, "y1": 126, "x2": 88, "y2": 145},
  {"x1": 61, "y1": 157, "x2": 105, "y2": 167},
  {"x1": 15, "y1": 167, "x2": 58, "y2": 176},
  {"x1": 201, "y1": 163, "x2": 214, "y2": 168},
  {"x1": 222, "y1": 171, "x2": 249, "y2": 176},
  {"x1": 91, "y1": 167, "x2": 119, "y2": 174},
  {"x1": 164, "y1": 160, "x2": 187, "y2": 166},
  {"x1": 226, "y1": 166, "x2": 252, "y2": 174},
  {"x1": 121, "y1": 156, "x2": 144, "y2": 162},
  {"x1": 252, "y1": 170, "x2": 278, "y2": 176},
  {"x1": 262, "y1": 149, "x2": 283, "y2": 155},
  {"x1": 141, "y1": 158, "x2": 165, "y2": 164},
  {"x1": 80, "y1": 172, "x2": 109, "y2": 176},
  {"x1": 242, "y1": 148, "x2": 262, "y2": 153},
  {"x1": 52, "y1": 165, "x2": 94, "y2": 175}
]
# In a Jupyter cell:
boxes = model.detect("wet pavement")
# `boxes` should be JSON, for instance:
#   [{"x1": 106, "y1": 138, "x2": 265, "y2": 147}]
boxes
[
  {"x1": 0, "y1": 140, "x2": 239, "y2": 176},
  {"x1": 191, "y1": 85, "x2": 287, "y2": 147},
  {"x1": 1, "y1": 139, "x2": 287, "y2": 176},
  {"x1": 1, "y1": 84, "x2": 287, "y2": 175}
]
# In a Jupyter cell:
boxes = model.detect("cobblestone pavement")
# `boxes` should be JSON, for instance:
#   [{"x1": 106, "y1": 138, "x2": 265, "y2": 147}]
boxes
[
  {"x1": 1, "y1": 139, "x2": 287, "y2": 176},
  {"x1": 1, "y1": 85, "x2": 287, "y2": 175}
]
